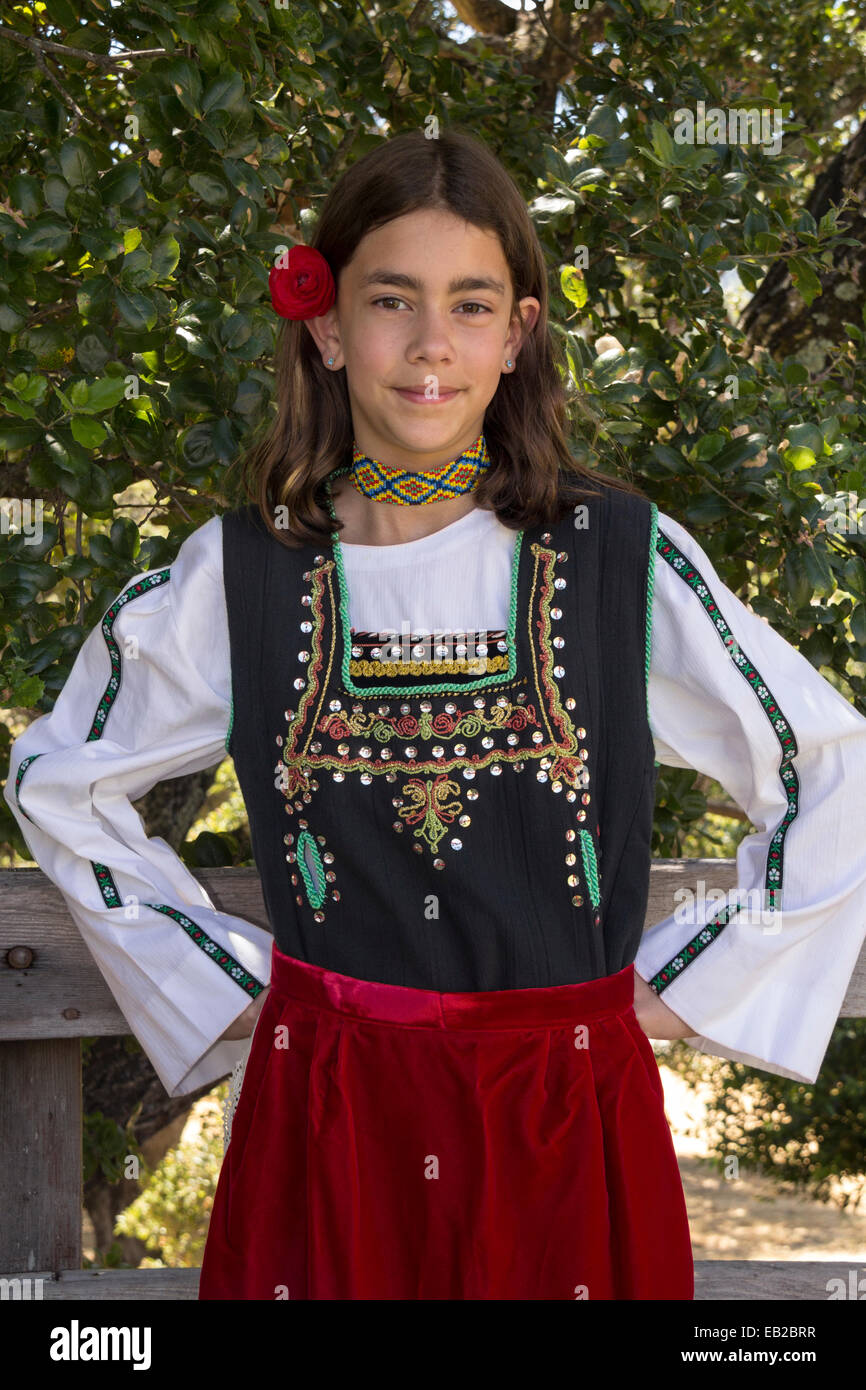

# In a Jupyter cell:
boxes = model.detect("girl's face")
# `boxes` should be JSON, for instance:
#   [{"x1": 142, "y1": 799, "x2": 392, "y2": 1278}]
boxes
[{"x1": 305, "y1": 208, "x2": 540, "y2": 469}]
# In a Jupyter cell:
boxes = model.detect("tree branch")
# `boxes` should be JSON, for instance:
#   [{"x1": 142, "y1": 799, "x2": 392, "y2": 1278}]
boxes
[{"x1": 0, "y1": 26, "x2": 168, "y2": 66}]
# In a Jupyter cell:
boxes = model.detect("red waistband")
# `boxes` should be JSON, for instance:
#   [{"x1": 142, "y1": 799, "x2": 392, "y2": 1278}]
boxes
[{"x1": 267, "y1": 942, "x2": 636, "y2": 1030}]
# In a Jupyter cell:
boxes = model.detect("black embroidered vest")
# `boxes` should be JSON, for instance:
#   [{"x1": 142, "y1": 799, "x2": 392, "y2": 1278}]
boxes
[{"x1": 222, "y1": 483, "x2": 657, "y2": 990}]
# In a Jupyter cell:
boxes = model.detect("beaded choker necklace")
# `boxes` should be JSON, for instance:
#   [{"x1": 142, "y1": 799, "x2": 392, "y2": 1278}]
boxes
[{"x1": 349, "y1": 434, "x2": 490, "y2": 505}]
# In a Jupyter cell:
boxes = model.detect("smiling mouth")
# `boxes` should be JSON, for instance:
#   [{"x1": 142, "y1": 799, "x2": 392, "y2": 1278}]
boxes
[{"x1": 394, "y1": 387, "x2": 461, "y2": 402}]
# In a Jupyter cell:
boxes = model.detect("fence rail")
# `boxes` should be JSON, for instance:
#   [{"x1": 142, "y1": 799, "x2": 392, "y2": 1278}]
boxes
[{"x1": 2, "y1": 860, "x2": 864, "y2": 1301}]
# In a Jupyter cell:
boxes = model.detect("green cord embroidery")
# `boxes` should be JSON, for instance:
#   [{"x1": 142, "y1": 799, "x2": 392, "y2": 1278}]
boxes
[
  {"x1": 325, "y1": 467, "x2": 523, "y2": 696},
  {"x1": 296, "y1": 829, "x2": 327, "y2": 909},
  {"x1": 648, "y1": 527, "x2": 799, "y2": 998},
  {"x1": 577, "y1": 828, "x2": 601, "y2": 909},
  {"x1": 225, "y1": 695, "x2": 234, "y2": 753}
]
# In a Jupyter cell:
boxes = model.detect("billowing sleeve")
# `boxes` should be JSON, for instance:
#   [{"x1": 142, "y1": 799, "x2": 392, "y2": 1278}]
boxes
[
  {"x1": 635, "y1": 507, "x2": 866, "y2": 1084},
  {"x1": 3, "y1": 515, "x2": 273, "y2": 1098}
]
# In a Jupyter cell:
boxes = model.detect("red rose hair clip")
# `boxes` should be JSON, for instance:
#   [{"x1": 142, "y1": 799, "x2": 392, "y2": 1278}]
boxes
[{"x1": 269, "y1": 245, "x2": 336, "y2": 320}]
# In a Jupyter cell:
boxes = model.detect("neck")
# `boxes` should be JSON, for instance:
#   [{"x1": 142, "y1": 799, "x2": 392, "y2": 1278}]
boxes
[{"x1": 328, "y1": 475, "x2": 479, "y2": 545}]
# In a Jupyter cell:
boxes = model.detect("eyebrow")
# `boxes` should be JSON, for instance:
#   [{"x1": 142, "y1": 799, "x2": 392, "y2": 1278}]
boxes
[{"x1": 358, "y1": 269, "x2": 506, "y2": 297}]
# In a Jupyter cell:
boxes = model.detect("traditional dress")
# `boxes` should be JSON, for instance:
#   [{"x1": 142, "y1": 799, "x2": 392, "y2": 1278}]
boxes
[{"x1": 7, "y1": 480, "x2": 866, "y2": 1301}]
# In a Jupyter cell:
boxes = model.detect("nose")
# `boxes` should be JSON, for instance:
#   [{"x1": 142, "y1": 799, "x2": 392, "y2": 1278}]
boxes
[{"x1": 406, "y1": 304, "x2": 456, "y2": 364}]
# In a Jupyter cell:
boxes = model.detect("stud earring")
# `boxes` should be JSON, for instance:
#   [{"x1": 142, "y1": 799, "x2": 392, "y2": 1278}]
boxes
[
  {"x1": 505, "y1": 359, "x2": 513, "y2": 369},
  {"x1": 326, "y1": 356, "x2": 335, "y2": 366}
]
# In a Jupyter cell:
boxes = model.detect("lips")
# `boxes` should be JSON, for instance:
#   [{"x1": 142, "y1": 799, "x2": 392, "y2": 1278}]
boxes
[{"x1": 394, "y1": 386, "x2": 461, "y2": 403}]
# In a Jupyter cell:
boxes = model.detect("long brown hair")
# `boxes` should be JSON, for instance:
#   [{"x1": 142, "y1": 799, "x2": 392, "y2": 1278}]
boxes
[{"x1": 229, "y1": 127, "x2": 649, "y2": 547}]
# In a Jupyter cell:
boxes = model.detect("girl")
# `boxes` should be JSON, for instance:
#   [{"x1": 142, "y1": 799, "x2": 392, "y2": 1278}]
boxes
[{"x1": 6, "y1": 129, "x2": 866, "y2": 1302}]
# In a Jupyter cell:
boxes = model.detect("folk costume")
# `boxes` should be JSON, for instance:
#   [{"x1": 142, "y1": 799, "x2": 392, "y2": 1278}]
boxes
[{"x1": 7, "y1": 439, "x2": 866, "y2": 1301}]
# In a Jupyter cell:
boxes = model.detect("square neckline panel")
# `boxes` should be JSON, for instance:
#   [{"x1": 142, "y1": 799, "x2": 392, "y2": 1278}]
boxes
[{"x1": 324, "y1": 472, "x2": 526, "y2": 697}]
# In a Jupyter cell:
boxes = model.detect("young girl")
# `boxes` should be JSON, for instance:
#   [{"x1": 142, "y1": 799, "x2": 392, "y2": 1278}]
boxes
[{"x1": 7, "y1": 128, "x2": 866, "y2": 1302}]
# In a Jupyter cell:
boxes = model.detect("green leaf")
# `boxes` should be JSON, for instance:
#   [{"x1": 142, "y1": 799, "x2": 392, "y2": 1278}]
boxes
[
  {"x1": 789, "y1": 255, "x2": 821, "y2": 306},
  {"x1": 704, "y1": 434, "x2": 767, "y2": 471},
  {"x1": 84, "y1": 376, "x2": 129, "y2": 412},
  {"x1": 650, "y1": 119, "x2": 676, "y2": 167},
  {"x1": 77, "y1": 275, "x2": 115, "y2": 320},
  {"x1": 9, "y1": 174, "x2": 43, "y2": 217},
  {"x1": 71, "y1": 417, "x2": 108, "y2": 448},
  {"x1": 190, "y1": 172, "x2": 229, "y2": 205},
  {"x1": 17, "y1": 218, "x2": 72, "y2": 258},
  {"x1": 59, "y1": 137, "x2": 97, "y2": 188},
  {"x1": 0, "y1": 420, "x2": 43, "y2": 449},
  {"x1": 784, "y1": 445, "x2": 816, "y2": 471},
  {"x1": 114, "y1": 290, "x2": 158, "y2": 332},
  {"x1": 783, "y1": 551, "x2": 811, "y2": 609},
  {"x1": 560, "y1": 265, "x2": 587, "y2": 309},
  {"x1": 99, "y1": 161, "x2": 142, "y2": 206},
  {"x1": 152, "y1": 234, "x2": 181, "y2": 280},
  {"x1": 202, "y1": 71, "x2": 247, "y2": 115},
  {"x1": 163, "y1": 58, "x2": 203, "y2": 116},
  {"x1": 787, "y1": 422, "x2": 824, "y2": 456},
  {"x1": 801, "y1": 542, "x2": 834, "y2": 596}
]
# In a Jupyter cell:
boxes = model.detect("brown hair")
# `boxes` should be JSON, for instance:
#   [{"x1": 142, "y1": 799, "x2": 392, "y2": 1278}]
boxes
[{"x1": 228, "y1": 126, "x2": 649, "y2": 547}]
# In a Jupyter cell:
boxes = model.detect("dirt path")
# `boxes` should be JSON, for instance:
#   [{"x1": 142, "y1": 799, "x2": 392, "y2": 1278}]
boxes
[{"x1": 659, "y1": 1064, "x2": 866, "y2": 1260}]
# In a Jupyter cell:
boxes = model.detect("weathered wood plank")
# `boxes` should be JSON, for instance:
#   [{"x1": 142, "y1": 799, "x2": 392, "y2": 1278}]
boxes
[
  {"x1": 0, "y1": 866, "x2": 270, "y2": 1039},
  {"x1": 2, "y1": 861, "x2": 864, "y2": 1038},
  {"x1": 0, "y1": 1040, "x2": 82, "y2": 1271},
  {"x1": 0, "y1": 1261, "x2": 855, "y2": 1300}
]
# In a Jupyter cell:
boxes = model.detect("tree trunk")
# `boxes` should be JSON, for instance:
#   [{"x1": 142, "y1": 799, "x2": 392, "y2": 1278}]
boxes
[{"x1": 741, "y1": 119, "x2": 866, "y2": 363}]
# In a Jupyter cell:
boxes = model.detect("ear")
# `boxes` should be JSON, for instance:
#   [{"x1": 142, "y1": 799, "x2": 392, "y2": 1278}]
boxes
[
  {"x1": 506, "y1": 296, "x2": 541, "y2": 358},
  {"x1": 303, "y1": 306, "x2": 342, "y2": 366}
]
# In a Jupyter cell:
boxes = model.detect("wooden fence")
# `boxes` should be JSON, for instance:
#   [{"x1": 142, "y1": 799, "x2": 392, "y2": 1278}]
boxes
[{"x1": 2, "y1": 858, "x2": 864, "y2": 1301}]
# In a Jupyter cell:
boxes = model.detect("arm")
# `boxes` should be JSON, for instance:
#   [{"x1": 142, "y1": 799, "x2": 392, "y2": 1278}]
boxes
[
  {"x1": 635, "y1": 508, "x2": 866, "y2": 1083},
  {"x1": 4, "y1": 515, "x2": 273, "y2": 1096},
  {"x1": 633, "y1": 966, "x2": 696, "y2": 1039}
]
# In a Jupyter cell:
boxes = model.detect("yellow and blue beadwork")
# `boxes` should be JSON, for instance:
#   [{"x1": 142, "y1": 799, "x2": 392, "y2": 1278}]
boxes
[{"x1": 350, "y1": 434, "x2": 490, "y2": 505}]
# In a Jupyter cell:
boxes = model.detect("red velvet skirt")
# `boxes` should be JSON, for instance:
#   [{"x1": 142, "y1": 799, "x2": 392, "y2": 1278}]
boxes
[{"x1": 198, "y1": 942, "x2": 694, "y2": 1301}]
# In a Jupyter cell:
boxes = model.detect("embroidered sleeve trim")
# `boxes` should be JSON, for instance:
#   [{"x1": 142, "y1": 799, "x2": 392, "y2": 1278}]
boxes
[
  {"x1": 14, "y1": 752, "x2": 43, "y2": 824},
  {"x1": 648, "y1": 527, "x2": 799, "y2": 998},
  {"x1": 646, "y1": 503, "x2": 659, "y2": 711}
]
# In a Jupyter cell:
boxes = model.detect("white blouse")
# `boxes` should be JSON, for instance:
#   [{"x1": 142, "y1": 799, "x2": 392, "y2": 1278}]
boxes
[{"x1": 6, "y1": 503, "x2": 866, "y2": 1097}]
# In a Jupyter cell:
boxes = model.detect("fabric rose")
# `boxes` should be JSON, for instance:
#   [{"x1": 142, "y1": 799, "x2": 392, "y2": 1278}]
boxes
[{"x1": 269, "y1": 245, "x2": 336, "y2": 320}]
